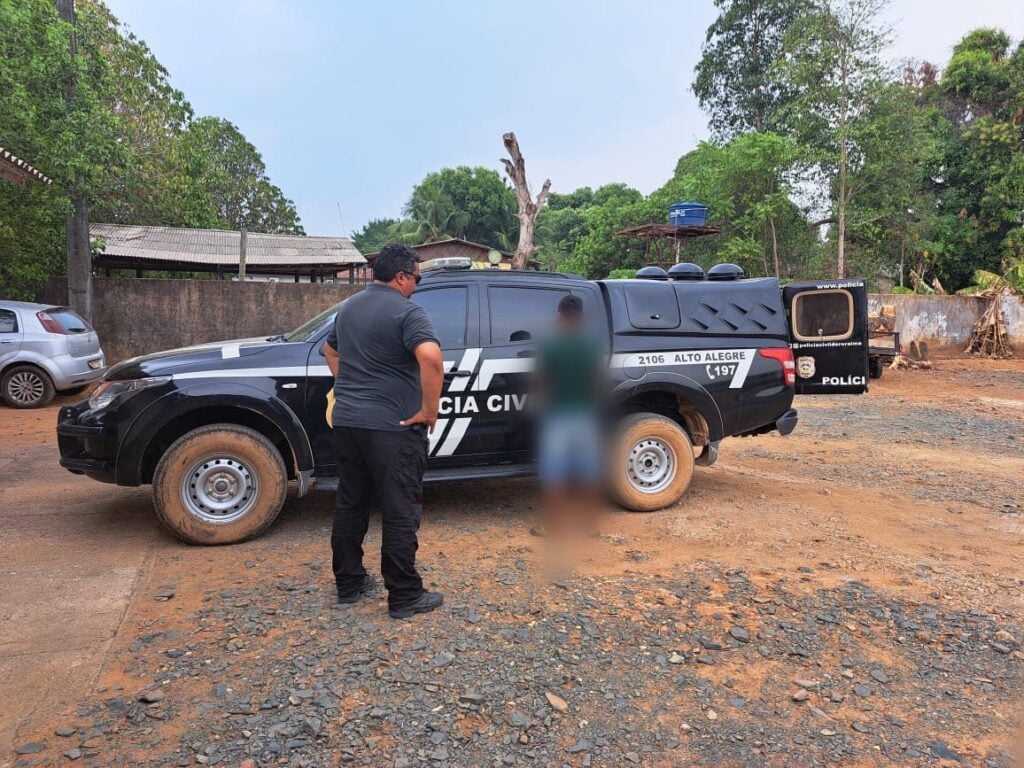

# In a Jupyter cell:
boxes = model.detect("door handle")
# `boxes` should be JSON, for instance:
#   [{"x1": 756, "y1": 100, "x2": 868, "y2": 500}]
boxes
[
  {"x1": 443, "y1": 369, "x2": 473, "y2": 380},
  {"x1": 0, "y1": 340, "x2": 13, "y2": 344}
]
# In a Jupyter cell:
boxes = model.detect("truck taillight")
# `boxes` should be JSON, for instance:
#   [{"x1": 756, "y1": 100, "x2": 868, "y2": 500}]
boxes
[
  {"x1": 759, "y1": 347, "x2": 795, "y2": 387},
  {"x1": 36, "y1": 311, "x2": 66, "y2": 334}
]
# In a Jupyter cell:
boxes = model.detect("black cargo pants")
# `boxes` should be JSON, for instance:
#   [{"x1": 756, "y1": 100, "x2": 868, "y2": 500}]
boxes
[{"x1": 332, "y1": 425, "x2": 428, "y2": 609}]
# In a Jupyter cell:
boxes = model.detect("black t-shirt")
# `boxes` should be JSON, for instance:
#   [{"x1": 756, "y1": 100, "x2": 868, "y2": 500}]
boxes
[{"x1": 326, "y1": 284, "x2": 438, "y2": 430}]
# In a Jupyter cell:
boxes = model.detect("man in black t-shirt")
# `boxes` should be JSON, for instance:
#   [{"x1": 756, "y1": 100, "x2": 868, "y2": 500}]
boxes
[{"x1": 324, "y1": 243, "x2": 444, "y2": 619}]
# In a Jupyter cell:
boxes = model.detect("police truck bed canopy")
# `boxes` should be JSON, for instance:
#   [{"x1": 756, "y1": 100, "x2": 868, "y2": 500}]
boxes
[{"x1": 604, "y1": 278, "x2": 789, "y2": 338}]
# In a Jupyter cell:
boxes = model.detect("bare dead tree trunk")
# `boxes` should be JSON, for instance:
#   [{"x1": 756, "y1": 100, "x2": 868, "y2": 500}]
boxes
[{"x1": 501, "y1": 132, "x2": 550, "y2": 270}]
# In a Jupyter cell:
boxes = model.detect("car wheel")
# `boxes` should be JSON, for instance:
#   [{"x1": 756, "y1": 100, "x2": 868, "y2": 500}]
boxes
[
  {"x1": 1, "y1": 365, "x2": 56, "y2": 408},
  {"x1": 153, "y1": 423, "x2": 288, "y2": 545},
  {"x1": 868, "y1": 356, "x2": 884, "y2": 379},
  {"x1": 611, "y1": 412, "x2": 695, "y2": 512}
]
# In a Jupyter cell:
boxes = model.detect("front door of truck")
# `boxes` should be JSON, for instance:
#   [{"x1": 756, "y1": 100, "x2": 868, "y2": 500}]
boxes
[{"x1": 783, "y1": 279, "x2": 869, "y2": 394}]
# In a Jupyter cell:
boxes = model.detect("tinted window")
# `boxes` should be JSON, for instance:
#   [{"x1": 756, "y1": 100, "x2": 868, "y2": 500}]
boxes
[
  {"x1": 488, "y1": 286, "x2": 571, "y2": 345},
  {"x1": 0, "y1": 309, "x2": 17, "y2": 334},
  {"x1": 286, "y1": 302, "x2": 342, "y2": 342},
  {"x1": 412, "y1": 287, "x2": 468, "y2": 349},
  {"x1": 48, "y1": 308, "x2": 91, "y2": 334},
  {"x1": 793, "y1": 290, "x2": 853, "y2": 340}
]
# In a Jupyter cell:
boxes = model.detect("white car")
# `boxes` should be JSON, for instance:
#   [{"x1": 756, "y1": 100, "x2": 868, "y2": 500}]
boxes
[{"x1": 0, "y1": 300, "x2": 106, "y2": 408}]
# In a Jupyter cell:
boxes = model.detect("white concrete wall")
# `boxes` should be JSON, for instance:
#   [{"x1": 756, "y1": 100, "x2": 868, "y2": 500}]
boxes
[{"x1": 868, "y1": 293, "x2": 1023, "y2": 352}]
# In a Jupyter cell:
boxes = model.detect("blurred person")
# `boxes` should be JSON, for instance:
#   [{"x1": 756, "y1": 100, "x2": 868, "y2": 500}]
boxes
[
  {"x1": 532, "y1": 294, "x2": 606, "y2": 540},
  {"x1": 324, "y1": 243, "x2": 445, "y2": 620}
]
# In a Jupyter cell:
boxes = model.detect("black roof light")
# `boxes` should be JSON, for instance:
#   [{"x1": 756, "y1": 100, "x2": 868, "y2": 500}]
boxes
[
  {"x1": 667, "y1": 262, "x2": 705, "y2": 281},
  {"x1": 635, "y1": 266, "x2": 668, "y2": 280},
  {"x1": 706, "y1": 263, "x2": 745, "y2": 281}
]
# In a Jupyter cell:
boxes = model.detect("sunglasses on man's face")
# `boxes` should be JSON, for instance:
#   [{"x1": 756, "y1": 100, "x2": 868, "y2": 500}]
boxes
[{"x1": 401, "y1": 270, "x2": 422, "y2": 285}]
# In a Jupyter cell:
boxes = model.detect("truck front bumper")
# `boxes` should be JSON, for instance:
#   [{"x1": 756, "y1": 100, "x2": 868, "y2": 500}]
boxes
[
  {"x1": 775, "y1": 408, "x2": 799, "y2": 436},
  {"x1": 57, "y1": 402, "x2": 117, "y2": 483}
]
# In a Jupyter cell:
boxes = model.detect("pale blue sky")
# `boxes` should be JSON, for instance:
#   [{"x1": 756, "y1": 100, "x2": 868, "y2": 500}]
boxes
[{"x1": 106, "y1": 0, "x2": 1024, "y2": 238}]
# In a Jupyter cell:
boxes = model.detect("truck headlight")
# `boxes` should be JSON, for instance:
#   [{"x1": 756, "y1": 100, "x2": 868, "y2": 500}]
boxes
[{"x1": 88, "y1": 376, "x2": 170, "y2": 413}]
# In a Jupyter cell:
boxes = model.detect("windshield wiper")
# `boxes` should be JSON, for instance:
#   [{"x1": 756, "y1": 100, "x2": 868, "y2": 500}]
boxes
[{"x1": 266, "y1": 334, "x2": 287, "y2": 342}]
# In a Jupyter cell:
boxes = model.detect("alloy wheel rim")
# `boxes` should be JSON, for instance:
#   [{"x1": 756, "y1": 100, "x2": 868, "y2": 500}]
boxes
[
  {"x1": 181, "y1": 456, "x2": 258, "y2": 524},
  {"x1": 626, "y1": 437, "x2": 676, "y2": 493},
  {"x1": 8, "y1": 371, "x2": 45, "y2": 405}
]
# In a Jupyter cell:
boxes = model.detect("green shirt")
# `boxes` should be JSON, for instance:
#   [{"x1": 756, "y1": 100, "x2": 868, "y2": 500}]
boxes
[{"x1": 537, "y1": 331, "x2": 602, "y2": 412}]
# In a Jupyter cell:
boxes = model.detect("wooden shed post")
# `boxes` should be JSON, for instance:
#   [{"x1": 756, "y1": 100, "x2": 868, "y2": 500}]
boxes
[{"x1": 239, "y1": 226, "x2": 247, "y2": 281}]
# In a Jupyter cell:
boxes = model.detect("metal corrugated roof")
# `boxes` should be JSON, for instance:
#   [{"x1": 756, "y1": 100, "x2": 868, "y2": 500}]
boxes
[
  {"x1": 0, "y1": 147, "x2": 52, "y2": 185},
  {"x1": 90, "y1": 224, "x2": 364, "y2": 267}
]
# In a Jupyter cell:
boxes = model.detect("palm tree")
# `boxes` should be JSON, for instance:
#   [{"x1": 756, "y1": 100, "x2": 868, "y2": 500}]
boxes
[{"x1": 402, "y1": 187, "x2": 468, "y2": 245}]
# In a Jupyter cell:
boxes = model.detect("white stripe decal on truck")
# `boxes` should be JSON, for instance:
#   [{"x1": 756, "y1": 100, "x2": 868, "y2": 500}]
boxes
[{"x1": 609, "y1": 348, "x2": 756, "y2": 389}]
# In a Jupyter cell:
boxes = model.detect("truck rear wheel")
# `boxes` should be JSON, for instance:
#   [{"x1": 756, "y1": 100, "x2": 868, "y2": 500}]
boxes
[
  {"x1": 868, "y1": 356, "x2": 884, "y2": 379},
  {"x1": 611, "y1": 413, "x2": 695, "y2": 512},
  {"x1": 153, "y1": 423, "x2": 287, "y2": 545}
]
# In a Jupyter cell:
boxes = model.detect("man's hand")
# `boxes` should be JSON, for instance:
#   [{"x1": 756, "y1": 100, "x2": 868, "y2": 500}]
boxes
[
  {"x1": 402, "y1": 340, "x2": 443, "y2": 433},
  {"x1": 400, "y1": 407, "x2": 438, "y2": 433},
  {"x1": 324, "y1": 341, "x2": 339, "y2": 377}
]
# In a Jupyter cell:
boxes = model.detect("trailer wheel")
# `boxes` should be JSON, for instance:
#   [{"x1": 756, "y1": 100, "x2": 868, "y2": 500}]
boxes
[
  {"x1": 611, "y1": 413, "x2": 695, "y2": 512},
  {"x1": 153, "y1": 423, "x2": 287, "y2": 545},
  {"x1": 868, "y1": 356, "x2": 884, "y2": 379}
]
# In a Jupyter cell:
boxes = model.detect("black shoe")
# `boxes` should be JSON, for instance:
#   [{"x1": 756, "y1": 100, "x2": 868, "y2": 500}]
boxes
[
  {"x1": 337, "y1": 574, "x2": 375, "y2": 604},
  {"x1": 389, "y1": 590, "x2": 444, "y2": 619}
]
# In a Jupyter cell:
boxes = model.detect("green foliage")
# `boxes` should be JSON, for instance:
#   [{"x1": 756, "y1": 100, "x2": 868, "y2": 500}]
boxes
[
  {"x1": 404, "y1": 166, "x2": 517, "y2": 249},
  {"x1": 606, "y1": 269, "x2": 635, "y2": 279},
  {"x1": 693, "y1": 0, "x2": 809, "y2": 138},
  {"x1": 351, "y1": 217, "x2": 403, "y2": 254},
  {"x1": 178, "y1": 117, "x2": 303, "y2": 234},
  {"x1": 0, "y1": 0, "x2": 303, "y2": 299}
]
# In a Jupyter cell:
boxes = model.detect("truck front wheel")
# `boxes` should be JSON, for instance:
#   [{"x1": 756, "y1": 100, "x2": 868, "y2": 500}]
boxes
[
  {"x1": 153, "y1": 424, "x2": 287, "y2": 545},
  {"x1": 611, "y1": 413, "x2": 695, "y2": 512}
]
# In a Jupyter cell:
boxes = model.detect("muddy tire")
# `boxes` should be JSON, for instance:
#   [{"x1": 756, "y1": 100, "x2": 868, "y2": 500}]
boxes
[
  {"x1": 153, "y1": 423, "x2": 287, "y2": 545},
  {"x1": 2, "y1": 364, "x2": 55, "y2": 408},
  {"x1": 610, "y1": 412, "x2": 695, "y2": 512}
]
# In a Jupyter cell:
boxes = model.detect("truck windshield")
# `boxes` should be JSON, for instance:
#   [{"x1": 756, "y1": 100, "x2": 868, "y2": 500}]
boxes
[{"x1": 283, "y1": 303, "x2": 341, "y2": 342}]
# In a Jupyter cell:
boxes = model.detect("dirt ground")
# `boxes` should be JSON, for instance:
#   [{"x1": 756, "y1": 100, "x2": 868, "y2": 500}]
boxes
[{"x1": 1, "y1": 358, "x2": 1022, "y2": 767}]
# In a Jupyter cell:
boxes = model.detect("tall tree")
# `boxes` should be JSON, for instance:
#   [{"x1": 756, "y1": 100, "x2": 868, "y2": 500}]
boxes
[
  {"x1": 402, "y1": 184, "x2": 468, "y2": 244},
  {"x1": 178, "y1": 117, "x2": 304, "y2": 234},
  {"x1": 404, "y1": 166, "x2": 516, "y2": 248},
  {"x1": 777, "y1": 0, "x2": 891, "y2": 277},
  {"x1": 693, "y1": 0, "x2": 808, "y2": 139},
  {"x1": 929, "y1": 29, "x2": 1024, "y2": 288},
  {"x1": 0, "y1": 0, "x2": 120, "y2": 300},
  {"x1": 654, "y1": 133, "x2": 804, "y2": 278}
]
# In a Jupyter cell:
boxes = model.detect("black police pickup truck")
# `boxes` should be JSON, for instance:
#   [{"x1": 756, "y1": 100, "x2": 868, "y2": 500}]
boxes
[{"x1": 58, "y1": 260, "x2": 869, "y2": 544}]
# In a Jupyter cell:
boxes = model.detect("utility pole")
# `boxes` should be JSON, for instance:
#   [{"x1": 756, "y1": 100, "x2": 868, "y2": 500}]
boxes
[
  {"x1": 239, "y1": 226, "x2": 247, "y2": 281},
  {"x1": 56, "y1": 0, "x2": 92, "y2": 320}
]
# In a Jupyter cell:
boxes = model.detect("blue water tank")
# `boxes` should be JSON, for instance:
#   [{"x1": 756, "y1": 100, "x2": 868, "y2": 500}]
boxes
[{"x1": 668, "y1": 201, "x2": 709, "y2": 227}]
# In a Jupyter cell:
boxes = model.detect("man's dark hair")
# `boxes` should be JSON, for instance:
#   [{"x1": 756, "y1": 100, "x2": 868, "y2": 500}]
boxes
[
  {"x1": 373, "y1": 242, "x2": 420, "y2": 282},
  {"x1": 557, "y1": 294, "x2": 584, "y2": 319}
]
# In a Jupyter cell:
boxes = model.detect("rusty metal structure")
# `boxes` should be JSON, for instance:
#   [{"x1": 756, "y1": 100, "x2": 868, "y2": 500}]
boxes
[{"x1": 615, "y1": 223, "x2": 721, "y2": 265}]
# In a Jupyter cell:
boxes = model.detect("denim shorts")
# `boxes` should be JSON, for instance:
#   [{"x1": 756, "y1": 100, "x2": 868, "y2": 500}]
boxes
[{"x1": 538, "y1": 410, "x2": 603, "y2": 484}]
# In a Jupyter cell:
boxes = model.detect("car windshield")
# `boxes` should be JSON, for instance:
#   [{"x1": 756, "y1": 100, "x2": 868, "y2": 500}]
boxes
[{"x1": 283, "y1": 302, "x2": 342, "y2": 342}]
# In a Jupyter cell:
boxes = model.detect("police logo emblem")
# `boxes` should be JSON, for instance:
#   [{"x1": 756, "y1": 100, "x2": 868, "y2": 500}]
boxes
[{"x1": 797, "y1": 356, "x2": 816, "y2": 379}]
